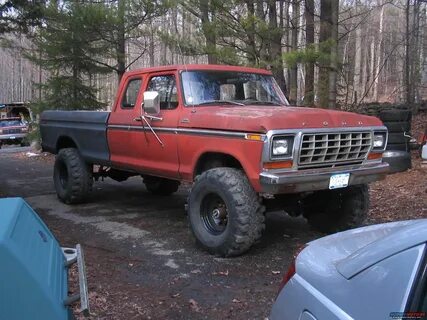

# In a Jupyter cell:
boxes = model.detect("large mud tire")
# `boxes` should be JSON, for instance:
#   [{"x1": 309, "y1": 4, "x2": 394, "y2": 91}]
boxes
[
  {"x1": 54, "y1": 148, "x2": 93, "y2": 204},
  {"x1": 304, "y1": 185, "x2": 369, "y2": 234},
  {"x1": 188, "y1": 168, "x2": 265, "y2": 257}
]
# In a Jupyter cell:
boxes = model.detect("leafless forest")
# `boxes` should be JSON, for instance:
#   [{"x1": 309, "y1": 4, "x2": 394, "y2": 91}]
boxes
[{"x1": 0, "y1": 0, "x2": 426, "y2": 110}]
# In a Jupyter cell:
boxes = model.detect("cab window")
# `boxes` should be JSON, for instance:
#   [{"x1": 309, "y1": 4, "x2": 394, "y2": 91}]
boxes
[
  {"x1": 121, "y1": 78, "x2": 142, "y2": 109},
  {"x1": 146, "y1": 75, "x2": 178, "y2": 110}
]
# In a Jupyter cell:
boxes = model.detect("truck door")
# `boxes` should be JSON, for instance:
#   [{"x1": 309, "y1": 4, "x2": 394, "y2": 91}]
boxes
[
  {"x1": 107, "y1": 72, "x2": 181, "y2": 179},
  {"x1": 107, "y1": 75, "x2": 145, "y2": 169},
  {"x1": 136, "y1": 72, "x2": 180, "y2": 178}
]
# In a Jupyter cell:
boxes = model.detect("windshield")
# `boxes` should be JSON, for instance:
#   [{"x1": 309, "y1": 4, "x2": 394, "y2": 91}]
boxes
[
  {"x1": 181, "y1": 70, "x2": 289, "y2": 106},
  {"x1": 0, "y1": 119, "x2": 23, "y2": 127}
]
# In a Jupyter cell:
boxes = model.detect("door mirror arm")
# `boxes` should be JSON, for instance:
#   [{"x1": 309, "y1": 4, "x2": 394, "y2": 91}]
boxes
[{"x1": 140, "y1": 115, "x2": 164, "y2": 147}]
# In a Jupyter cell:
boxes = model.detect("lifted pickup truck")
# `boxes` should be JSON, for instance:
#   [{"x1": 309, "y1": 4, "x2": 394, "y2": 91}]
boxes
[{"x1": 41, "y1": 64, "x2": 389, "y2": 257}]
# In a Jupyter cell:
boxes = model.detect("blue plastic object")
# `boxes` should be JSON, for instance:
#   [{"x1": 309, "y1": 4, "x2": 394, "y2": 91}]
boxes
[{"x1": 0, "y1": 198, "x2": 71, "y2": 320}]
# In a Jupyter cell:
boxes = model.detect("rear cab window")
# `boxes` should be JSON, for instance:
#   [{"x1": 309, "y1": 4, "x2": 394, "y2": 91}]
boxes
[{"x1": 121, "y1": 78, "x2": 142, "y2": 109}]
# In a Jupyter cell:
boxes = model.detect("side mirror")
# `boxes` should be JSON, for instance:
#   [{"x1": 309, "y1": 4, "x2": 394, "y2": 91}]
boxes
[{"x1": 143, "y1": 91, "x2": 160, "y2": 115}]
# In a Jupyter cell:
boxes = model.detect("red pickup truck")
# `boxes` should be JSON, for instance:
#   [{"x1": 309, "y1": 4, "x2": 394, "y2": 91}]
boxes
[{"x1": 40, "y1": 64, "x2": 389, "y2": 256}]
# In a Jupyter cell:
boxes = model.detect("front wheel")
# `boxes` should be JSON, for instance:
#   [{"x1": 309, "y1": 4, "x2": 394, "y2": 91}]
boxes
[
  {"x1": 187, "y1": 168, "x2": 265, "y2": 257},
  {"x1": 303, "y1": 184, "x2": 369, "y2": 233},
  {"x1": 53, "y1": 148, "x2": 93, "y2": 204}
]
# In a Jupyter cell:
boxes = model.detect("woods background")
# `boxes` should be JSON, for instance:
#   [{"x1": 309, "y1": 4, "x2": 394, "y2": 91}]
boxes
[{"x1": 0, "y1": 0, "x2": 426, "y2": 111}]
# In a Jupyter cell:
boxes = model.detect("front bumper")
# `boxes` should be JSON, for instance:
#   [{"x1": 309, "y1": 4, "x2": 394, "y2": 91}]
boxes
[
  {"x1": 0, "y1": 133, "x2": 26, "y2": 142},
  {"x1": 260, "y1": 161, "x2": 389, "y2": 194}
]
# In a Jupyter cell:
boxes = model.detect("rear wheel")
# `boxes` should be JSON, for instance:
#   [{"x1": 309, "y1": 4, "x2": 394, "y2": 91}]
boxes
[
  {"x1": 187, "y1": 168, "x2": 265, "y2": 257},
  {"x1": 54, "y1": 148, "x2": 93, "y2": 204},
  {"x1": 143, "y1": 177, "x2": 180, "y2": 195},
  {"x1": 303, "y1": 185, "x2": 369, "y2": 234}
]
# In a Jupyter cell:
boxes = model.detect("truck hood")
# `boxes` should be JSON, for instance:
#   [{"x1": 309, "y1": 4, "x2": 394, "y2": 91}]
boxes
[{"x1": 187, "y1": 105, "x2": 383, "y2": 132}]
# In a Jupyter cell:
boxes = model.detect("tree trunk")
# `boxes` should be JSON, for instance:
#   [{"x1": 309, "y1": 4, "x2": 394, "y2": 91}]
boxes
[
  {"x1": 304, "y1": 0, "x2": 315, "y2": 105},
  {"x1": 284, "y1": 0, "x2": 291, "y2": 89},
  {"x1": 256, "y1": 0, "x2": 268, "y2": 61},
  {"x1": 328, "y1": 0, "x2": 339, "y2": 109},
  {"x1": 289, "y1": 0, "x2": 299, "y2": 103},
  {"x1": 373, "y1": 3, "x2": 385, "y2": 101},
  {"x1": 245, "y1": 0, "x2": 257, "y2": 65},
  {"x1": 116, "y1": 0, "x2": 126, "y2": 82},
  {"x1": 268, "y1": 0, "x2": 287, "y2": 96},
  {"x1": 149, "y1": 20, "x2": 155, "y2": 67},
  {"x1": 200, "y1": 0, "x2": 217, "y2": 64},
  {"x1": 370, "y1": 37, "x2": 375, "y2": 99},
  {"x1": 353, "y1": 22, "x2": 362, "y2": 104},
  {"x1": 405, "y1": 0, "x2": 412, "y2": 104},
  {"x1": 318, "y1": 0, "x2": 332, "y2": 108}
]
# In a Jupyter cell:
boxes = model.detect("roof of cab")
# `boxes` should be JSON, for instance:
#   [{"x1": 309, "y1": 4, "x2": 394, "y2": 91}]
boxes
[{"x1": 125, "y1": 64, "x2": 272, "y2": 77}]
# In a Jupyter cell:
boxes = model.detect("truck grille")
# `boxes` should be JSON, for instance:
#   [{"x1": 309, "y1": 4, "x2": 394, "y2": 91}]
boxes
[
  {"x1": 298, "y1": 132, "x2": 372, "y2": 168},
  {"x1": 3, "y1": 128, "x2": 21, "y2": 134}
]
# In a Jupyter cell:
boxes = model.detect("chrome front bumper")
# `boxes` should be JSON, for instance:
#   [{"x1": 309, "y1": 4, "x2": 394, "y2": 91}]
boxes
[
  {"x1": 0, "y1": 133, "x2": 26, "y2": 141},
  {"x1": 259, "y1": 161, "x2": 389, "y2": 194}
]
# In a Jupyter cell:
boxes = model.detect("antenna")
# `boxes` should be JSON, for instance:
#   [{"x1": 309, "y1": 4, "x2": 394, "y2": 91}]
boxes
[{"x1": 176, "y1": 21, "x2": 196, "y2": 114}]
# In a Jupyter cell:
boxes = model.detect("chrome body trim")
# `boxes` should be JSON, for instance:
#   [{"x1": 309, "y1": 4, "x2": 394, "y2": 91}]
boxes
[{"x1": 107, "y1": 124, "x2": 264, "y2": 139}]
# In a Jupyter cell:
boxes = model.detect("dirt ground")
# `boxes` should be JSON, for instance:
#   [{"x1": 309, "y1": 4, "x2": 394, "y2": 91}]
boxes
[{"x1": 0, "y1": 112, "x2": 426, "y2": 320}]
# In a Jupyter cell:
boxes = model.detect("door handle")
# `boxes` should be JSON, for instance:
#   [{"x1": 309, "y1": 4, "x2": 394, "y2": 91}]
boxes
[
  {"x1": 133, "y1": 117, "x2": 142, "y2": 122},
  {"x1": 145, "y1": 114, "x2": 163, "y2": 121}
]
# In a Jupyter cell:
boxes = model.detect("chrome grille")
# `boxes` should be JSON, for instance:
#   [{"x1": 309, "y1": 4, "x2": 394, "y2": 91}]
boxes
[
  {"x1": 3, "y1": 128, "x2": 21, "y2": 134},
  {"x1": 298, "y1": 132, "x2": 372, "y2": 168}
]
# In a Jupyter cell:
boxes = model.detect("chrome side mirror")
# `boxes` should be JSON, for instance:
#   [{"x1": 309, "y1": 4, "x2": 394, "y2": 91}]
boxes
[{"x1": 143, "y1": 91, "x2": 160, "y2": 115}]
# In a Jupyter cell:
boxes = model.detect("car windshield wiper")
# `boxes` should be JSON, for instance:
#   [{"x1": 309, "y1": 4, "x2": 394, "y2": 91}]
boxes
[
  {"x1": 245, "y1": 100, "x2": 282, "y2": 106},
  {"x1": 197, "y1": 100, "x2": 245, "y2": 106}
]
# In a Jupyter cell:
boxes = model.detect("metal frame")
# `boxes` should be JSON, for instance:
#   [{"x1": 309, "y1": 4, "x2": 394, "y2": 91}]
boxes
[{"x1": 62, "y1": 245, "x2": 90, "y2": 316}]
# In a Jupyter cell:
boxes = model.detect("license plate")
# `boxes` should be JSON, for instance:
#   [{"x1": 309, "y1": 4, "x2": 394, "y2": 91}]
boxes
[{"x1": 329, "y1": 173, "x2": 350, "y2": 190}]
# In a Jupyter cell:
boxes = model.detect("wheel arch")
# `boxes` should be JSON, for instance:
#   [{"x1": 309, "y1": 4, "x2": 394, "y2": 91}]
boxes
[
  {"x1": 56, "y1": 136, "x2": 78, "y2": 153},
  {"x1": 193, "y1": 152, "x2": 244, "y2": 177}
]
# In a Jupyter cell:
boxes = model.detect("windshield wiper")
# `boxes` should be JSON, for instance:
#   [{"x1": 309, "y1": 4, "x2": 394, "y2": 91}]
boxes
[
  {"x1": 197, "y1": 100, "x2": 245, "y2": 106},
  {"x1": 245, "y1": 100, "x2": 282, "y2": 106}
]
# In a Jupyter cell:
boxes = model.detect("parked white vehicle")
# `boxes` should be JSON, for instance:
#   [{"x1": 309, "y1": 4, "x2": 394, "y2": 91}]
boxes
[{"x1": 270, "y1": 220, "x2": 427, "y2": 320}]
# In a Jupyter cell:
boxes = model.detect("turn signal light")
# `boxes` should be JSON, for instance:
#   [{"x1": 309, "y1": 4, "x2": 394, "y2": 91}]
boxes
[
  {"x1": 245, "y1": 134, "x2": 264, "y2": 141},
  {"x1": 368, "y1": 152, "x2": 382, "y2": 160},
  {"x1": 263, "y1": 160, "x2": 293, "y2": 170}
]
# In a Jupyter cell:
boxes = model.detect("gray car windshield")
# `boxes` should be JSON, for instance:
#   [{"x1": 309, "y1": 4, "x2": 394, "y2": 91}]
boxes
[{"x1": 181, "y1": 71, "x2": 288, "y2": 106}]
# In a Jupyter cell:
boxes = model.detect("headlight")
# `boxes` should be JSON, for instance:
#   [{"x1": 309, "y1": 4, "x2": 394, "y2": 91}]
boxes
[
  {"x1": 271, "y1": 136, "x2": 294, "y2": 158},
  {"x1": 373, "y1": 132, "x2": 386, "y2": 149}
]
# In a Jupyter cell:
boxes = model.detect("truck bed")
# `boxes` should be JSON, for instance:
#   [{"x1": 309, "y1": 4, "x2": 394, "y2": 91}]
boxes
[{"x1": 40, "y1": 111, "x2": 111, "y2": 165}]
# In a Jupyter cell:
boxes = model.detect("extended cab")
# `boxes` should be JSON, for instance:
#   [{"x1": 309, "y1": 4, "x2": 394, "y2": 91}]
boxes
[{"x1": 40, "y1": 64, "x2": 389, "y2": 256}]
